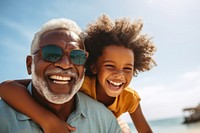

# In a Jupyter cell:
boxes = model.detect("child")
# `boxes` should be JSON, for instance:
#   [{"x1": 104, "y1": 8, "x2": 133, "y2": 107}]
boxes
[{"x1": 0, "y1": 15, "x2": 156, "y2": 133}]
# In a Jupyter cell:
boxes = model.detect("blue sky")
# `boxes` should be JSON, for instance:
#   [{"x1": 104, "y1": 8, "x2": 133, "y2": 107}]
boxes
[{"x1": 0, "y1": 0, "x2": 200, "y2": 121}]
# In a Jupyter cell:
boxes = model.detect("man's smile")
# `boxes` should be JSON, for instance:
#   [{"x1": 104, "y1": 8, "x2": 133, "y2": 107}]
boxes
[{"x1": 49, "y1": 75, "x2": 71, "y2": 84}]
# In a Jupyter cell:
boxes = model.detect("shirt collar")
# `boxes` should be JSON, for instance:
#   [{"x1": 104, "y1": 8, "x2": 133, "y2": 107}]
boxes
[
  {"x1": 67, "y1": 92, "x2": 88, "y2": 123},
  {"x1": 17, "y1": 83, "x2": 88, "y2": 121}
]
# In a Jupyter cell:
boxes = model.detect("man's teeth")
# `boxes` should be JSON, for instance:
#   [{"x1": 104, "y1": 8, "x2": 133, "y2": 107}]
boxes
[
  {"x1": 53, "y1": 80, "x2": 68, "y2": 84},
  {"x1": 109, "y1": 80, "x2": 123, "y2": 86},
  {"x1": 50, "y1": 75, "x2": 71, "y2": 84},
  {"x1": 50, "y1": 75, "x2": 71, "y2": 81}
]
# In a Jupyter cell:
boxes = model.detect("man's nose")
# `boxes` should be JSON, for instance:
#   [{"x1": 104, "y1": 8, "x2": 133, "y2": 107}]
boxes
[{"x1": 54, "y1": 55, "x2": 73, "y2": 69}]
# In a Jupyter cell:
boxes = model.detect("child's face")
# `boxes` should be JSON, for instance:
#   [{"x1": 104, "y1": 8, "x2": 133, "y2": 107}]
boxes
[{"x1": 95, "y1": 45, "x2": 134, "y2": 97}]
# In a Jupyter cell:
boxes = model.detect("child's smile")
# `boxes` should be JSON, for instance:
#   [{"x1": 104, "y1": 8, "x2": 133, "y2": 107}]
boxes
[{"x1": 107, "y1": 79, "x2": 124, "y2": 91}]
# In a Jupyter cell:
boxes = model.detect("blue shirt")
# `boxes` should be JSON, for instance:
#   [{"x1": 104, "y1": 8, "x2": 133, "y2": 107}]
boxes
[{"x1": 0, "y1": 84, "x2": 121, "y2": 133}]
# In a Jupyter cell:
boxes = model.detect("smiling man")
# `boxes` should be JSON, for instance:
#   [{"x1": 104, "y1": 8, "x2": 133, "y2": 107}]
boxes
[{"x1": 0, "y1": 18, "x2": 121, "y2": 133}]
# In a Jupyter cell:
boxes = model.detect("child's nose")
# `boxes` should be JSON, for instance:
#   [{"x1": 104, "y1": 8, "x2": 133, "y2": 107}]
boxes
[{"x1": 112, "y1": 70, "x2": 125, "y2": 79}]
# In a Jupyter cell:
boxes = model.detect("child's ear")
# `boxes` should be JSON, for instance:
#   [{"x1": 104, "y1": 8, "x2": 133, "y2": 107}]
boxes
[
  {"x1": 26, "y1": 55, "x2": 32, "y2": 75},
  {"x1": 90, "y1": 64, "x2": 97, "y2": 74}
]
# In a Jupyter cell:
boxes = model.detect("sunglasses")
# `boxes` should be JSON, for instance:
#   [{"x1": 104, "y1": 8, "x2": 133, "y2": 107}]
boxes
[{"x1": 34, "y1": 44, "x2": 88, "y2": 65}]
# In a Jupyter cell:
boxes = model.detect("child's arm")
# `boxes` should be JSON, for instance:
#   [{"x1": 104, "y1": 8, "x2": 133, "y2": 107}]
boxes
[
  {"x1": 129, "y1": 104, "x2": 153, "y2": 133},
  {"x1": 0, "y1": 79, "x2": 75, "y2": 133}
]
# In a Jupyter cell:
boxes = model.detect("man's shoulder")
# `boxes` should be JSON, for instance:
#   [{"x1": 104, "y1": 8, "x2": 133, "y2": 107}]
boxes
[
  {"x1": 0, "y1": 99, "x2": 18, "y2": 118},
  {"x1": 0, "y1": 99, "x2": 17, "y2": 130},
  {"x1": 77, "y1": 92, "x2": 112, "y2": 113},
  {"x1": 0, "y1": 99, "x2": 29, "y2": 119},
  {"x1": 76, "y1": 92, "x2": 118, "y2": 122},
  {"x1": 0, "y1": 99, "x2": 41, "y2": 132},
  {"x1": 0, "y1": 98, "x2": 10, "y2": 108},
  {"x1": 77, "y1": 92, "x2": 104, "y2": 106},
  {"x1": 75, "y1": 92, "x2": 121, "y2": 133}
]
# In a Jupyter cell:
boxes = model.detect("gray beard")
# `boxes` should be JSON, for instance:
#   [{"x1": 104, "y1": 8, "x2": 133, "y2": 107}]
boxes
[{"x1": 31, "y1": 58, "x2": 84, "y2": 104}]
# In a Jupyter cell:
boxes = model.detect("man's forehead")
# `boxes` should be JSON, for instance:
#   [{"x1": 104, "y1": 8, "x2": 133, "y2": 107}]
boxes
[
  {"x1": 41, "y1": 29, "x2": 80, "y2": 40},
  {"x1": 39, "y1": 29, "x2": 83, "y2": 48}
]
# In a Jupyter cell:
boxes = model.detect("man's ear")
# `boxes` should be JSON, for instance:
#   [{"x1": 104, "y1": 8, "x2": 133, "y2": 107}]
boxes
[
  {"x1": 26, "y1": 55, "x2": 32, "y2": 75},
  {"x1": 90, "y1": 64, "x2": 97, "y2": 74}
]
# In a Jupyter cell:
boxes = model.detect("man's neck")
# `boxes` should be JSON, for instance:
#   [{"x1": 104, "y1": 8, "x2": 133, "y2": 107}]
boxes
[
  {"x1": 55, "y1": 99, "x2": 76, "y2": 121},
  {"x1": 32, "y1": 86, "x2": 76, "y2": 121}
]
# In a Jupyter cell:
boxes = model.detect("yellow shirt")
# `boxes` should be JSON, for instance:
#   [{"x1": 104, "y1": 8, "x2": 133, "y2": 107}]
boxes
[{"x1": 80, "y1": 76, "x2": 141, "y2": 118}]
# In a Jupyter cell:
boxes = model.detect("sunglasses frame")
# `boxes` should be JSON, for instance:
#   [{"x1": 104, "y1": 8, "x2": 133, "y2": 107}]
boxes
[{"x1": 33, "y1": 44, "x2": 89, "y2": 65}]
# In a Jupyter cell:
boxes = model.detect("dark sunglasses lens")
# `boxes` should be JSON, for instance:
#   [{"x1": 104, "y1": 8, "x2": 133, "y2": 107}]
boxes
[
  {"x1": 70, "y1": 50, "x2": 87, "y2": 65},
  {"x1": 42, "y1": 45, "x2": 62, "y2": 62}
]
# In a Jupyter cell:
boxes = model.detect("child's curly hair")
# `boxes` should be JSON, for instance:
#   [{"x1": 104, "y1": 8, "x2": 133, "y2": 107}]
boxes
[{"x1": 84, "y1": 15, "x2": 157, "y2": 77}]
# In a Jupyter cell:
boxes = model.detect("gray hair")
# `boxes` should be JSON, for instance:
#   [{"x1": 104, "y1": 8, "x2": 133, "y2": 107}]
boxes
[{"x1": 31, "y1": 18, "x2": 84, "y2": 54}]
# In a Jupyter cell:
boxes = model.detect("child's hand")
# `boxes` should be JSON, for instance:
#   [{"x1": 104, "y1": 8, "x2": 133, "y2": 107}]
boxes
[
  {"x1": 117, "y1": 117, "x2": 131, "y2": 133},
  {"x1": 42, "y1": 114, "x2": 76, "y2": 133}
]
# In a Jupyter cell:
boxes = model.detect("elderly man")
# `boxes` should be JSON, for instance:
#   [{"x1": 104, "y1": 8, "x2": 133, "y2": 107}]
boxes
[{"x1": 0, "y1": 18, "x2": 121, "y2": 133}]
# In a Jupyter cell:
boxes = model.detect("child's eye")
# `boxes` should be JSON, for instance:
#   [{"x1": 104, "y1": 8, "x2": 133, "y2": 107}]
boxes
[
  {"x1": 124, "y1": 67, "x2": 133, "y2": 71},
  {"x1": 105, "y1": 64, "x2": 115, "y2": 68}
]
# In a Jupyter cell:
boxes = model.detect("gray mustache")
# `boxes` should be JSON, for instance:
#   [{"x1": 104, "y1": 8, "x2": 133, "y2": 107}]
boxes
[{"x1": 45, "y1": 69, "x2": 77, "y2": 78}]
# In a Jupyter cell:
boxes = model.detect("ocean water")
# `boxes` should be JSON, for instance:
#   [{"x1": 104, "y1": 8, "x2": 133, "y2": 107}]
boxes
[{"x1": 128, "y1": 116, "x2": 200, "y2": 133}]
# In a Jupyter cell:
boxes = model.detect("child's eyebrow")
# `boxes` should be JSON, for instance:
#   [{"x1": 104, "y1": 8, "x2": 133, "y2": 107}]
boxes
[{"x1": 102, "y1": 60, "x2": 134, "y2": 67}]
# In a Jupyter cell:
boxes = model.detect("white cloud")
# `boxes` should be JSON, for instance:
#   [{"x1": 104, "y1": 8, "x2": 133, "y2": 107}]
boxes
[
  {"x1": 126, "y1": 68, "x2": 200, "y2": 121},
  {"x1": 180, "y1": 71, "x2": 200, "y2": 82}
]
